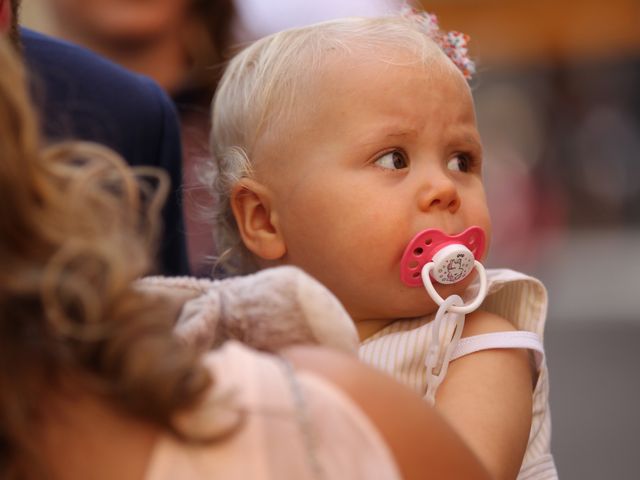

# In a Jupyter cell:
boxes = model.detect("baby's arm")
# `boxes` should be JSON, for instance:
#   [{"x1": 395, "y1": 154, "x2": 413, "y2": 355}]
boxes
[
  {"x1": 283, "y1": 346, "x2": 491, "y2": 480},
  {"x1": 435, "y1": 311, "x2": 533, "y2": 480}
]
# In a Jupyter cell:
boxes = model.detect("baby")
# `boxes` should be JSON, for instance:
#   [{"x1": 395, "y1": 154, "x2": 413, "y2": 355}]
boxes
[{"x1": 209, "y1": 13, "x2": 556, "y2": 480}]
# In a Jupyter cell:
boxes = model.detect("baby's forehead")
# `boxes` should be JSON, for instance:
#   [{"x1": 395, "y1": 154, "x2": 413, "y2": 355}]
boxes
[
  {"x1": 258, "y1": 49, "x2": 462, "y2": 144},
  {"x1": 287, "y1": 45, "x2": 460, "y2": 116},
  {"x1": 252, "y1": 41, "x2": 462, "y2": 158}
]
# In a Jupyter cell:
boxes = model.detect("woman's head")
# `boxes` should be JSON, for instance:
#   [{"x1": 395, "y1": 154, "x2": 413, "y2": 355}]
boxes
[
  {"x1": 0, "y1": 38, "x2": 211, "y2": 476},
  {"x1": 45, "y1": 0, "x2": 235, "y2": 96},
  {"x1": 46, "y1": 0, "x2": 192, "y2": 43}
]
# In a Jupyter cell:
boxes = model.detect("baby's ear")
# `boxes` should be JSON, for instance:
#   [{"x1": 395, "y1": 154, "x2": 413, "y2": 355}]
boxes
[{"x1": 231, "y1": 178, "x2": 286, "y2": 261}]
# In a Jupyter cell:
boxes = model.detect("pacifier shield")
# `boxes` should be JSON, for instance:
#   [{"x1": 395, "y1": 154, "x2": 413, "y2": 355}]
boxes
[{"x1": 400, "y1": 226, "x2": 486, "y2": 287}]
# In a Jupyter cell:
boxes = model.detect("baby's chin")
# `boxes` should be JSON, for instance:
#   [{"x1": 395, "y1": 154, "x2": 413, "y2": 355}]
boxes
[{"x1": 346, "y1": 273, "x2": 477, "y2": 322}]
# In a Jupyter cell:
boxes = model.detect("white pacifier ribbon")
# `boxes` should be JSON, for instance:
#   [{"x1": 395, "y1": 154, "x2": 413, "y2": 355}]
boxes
[
  {"x1": 399, "y1": 227, "x2": 489, "y2": 402},
  {"x1": 420, "y1": 244, "x2": 488, "y2": 403},
  {"x1": 424, "y1": 294, "x2": 465, "y2": 405}
]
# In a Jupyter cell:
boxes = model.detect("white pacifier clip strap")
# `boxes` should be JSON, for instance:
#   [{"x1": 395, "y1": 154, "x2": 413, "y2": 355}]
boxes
[
  {"x1": 424, "y1": 295, "x2": 465, "y2": 405},
  {"x1": 451, "y1": 331, "x2": 545, "y2": 369},
  {"x1": 419, "y1": 246, "x2": 490, "y2": 403}
]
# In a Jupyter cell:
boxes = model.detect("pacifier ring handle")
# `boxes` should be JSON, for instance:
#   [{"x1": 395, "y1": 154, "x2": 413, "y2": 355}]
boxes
[{"x1": 421, "y1": 261, "x2": 487, "y2": 314}]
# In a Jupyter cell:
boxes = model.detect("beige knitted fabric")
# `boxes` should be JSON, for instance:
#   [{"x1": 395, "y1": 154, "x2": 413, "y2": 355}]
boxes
[{"x1": 137, "y1": 266, "x2": 359, "y2": 354}]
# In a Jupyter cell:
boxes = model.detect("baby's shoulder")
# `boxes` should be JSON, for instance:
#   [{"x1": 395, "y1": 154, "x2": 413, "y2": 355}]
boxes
[{"x1": 462, "y1": 309, "x2": 517, "y2": 337}]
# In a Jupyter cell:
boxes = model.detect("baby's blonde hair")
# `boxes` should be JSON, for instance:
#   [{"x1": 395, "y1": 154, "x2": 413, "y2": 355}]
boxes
[{"x1": 209, "y1": 15, "x2": 452, "y2": 274}]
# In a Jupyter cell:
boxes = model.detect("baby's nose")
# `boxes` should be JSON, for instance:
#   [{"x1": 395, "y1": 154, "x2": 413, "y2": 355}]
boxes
[{"x1": 417, "y1": 174, "x2": 460, "y2": 212}]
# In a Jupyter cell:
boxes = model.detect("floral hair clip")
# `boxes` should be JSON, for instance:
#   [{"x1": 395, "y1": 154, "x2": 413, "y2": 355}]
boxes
[{"x1": 401, "y1": 8, "x2": 476, "y2": 80}]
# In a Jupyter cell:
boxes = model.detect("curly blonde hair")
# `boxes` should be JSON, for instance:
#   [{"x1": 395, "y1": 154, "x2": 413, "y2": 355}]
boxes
[{"x1": 0, "y1": 39, "x2": 213, "y2": 478}]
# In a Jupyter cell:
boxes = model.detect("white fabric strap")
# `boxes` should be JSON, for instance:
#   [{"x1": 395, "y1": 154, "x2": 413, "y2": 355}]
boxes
[
  {"x1": 450, "y1": 331, "x2": 544, "y2": 369},
  {"x1": 424, "y1": 296, "x2": 465, "y2": 405}
]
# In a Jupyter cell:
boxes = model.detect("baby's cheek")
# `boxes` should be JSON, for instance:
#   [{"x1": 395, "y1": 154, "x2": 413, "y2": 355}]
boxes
[
  {"x1": 473, "y1": 208, "x2": 492, "y2": 262},
  {"x1": 482, "y1": 223, "x2": 492, "y2": 262}
]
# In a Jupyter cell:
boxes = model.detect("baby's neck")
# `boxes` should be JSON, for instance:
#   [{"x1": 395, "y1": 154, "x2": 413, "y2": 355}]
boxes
[
  {"x1": 354, "y1": 304, "x2": 441, "y2": 341},
  {"x1": 356, "y1": 317, "x2": 399, "y2": 342}
]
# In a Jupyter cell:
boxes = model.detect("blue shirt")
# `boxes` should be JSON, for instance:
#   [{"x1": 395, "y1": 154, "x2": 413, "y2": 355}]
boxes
[{"x1": 22, "y1": 28, "x2": 189, "y2": 276}]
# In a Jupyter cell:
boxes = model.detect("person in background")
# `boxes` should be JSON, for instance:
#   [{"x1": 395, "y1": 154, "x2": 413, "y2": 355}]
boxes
[
  {"x1": 0, "y1": 35, "x2": 491, "y2": 480},
  {"x1": 38, "y1": 0, "x2": 406, "y2": 275},
  {"x1": 5, "y1": 0, "x2": 189, "y2": 276},
  {"x1": 40, "y1": 0, "x2": 235, "y2": 275}
]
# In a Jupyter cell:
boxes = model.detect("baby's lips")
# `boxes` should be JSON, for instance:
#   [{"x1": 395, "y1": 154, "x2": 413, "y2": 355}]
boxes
[{"x1": 399, "y1": 226, "x2": 486, "y2": 287}]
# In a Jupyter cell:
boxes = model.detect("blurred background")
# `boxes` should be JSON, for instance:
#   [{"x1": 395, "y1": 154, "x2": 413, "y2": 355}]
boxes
[
  {"x1": 19, "y1": 0, "x2": 640, "y2": 478},
  {"x1": 426, "y1": 2, "x2": 640, "y2": 478}
]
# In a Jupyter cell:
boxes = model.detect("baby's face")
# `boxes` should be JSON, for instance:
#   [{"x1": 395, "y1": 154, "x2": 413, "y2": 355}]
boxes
[{"x1": 252, "y1": 50, "x2": 491, "y2": 324}]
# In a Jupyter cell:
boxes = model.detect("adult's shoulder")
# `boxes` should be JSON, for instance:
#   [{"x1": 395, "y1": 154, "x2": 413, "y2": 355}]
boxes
[
  {"x1": 21, "y1": 28, "x2": 169, "y2": 115},
  {"x1": 21, "y1": 28, "x2": 189, "y2": 276},
  {"x1": 21, "y1": 27, "x2": 180, "y2": 169}
]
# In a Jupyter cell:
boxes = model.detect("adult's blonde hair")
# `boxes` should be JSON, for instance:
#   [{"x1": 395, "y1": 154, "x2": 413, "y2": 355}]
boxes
[
  {"x1": 208, "y1": 15, "x2": 450, "y2": 274},
  {"x1": 0, "y1": 39, "x2": 212, "y2": 478}
]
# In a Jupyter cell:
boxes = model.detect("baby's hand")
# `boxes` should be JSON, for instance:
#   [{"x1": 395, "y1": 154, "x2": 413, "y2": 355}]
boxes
[{"x1": 136, "y1": 266, "x2": 359, "y2": 354}]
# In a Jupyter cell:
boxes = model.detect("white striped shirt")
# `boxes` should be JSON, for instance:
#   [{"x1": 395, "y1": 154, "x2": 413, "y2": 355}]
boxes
[{"x1": 359, "y1": 269, "x2": 558, "y2": 479}]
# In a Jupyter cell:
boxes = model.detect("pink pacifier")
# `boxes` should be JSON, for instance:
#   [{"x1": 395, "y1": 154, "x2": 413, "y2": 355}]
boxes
[{"x1": 400, "y1": 226, "x2": 488, "y2": 314}]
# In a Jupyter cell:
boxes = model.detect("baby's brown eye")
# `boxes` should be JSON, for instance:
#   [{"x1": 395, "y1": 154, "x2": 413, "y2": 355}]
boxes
[
  {"x1": 375, "y1": 150, "x2": 408, "y2": 170},
  {"x1": 448, "y1": 154, "x2": 470, "y2": 172}
]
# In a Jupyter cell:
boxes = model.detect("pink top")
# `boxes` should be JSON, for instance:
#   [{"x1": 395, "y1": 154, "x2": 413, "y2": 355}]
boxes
[{"x1": 145, "y1": 342, "x2": 401, "y2": 480}]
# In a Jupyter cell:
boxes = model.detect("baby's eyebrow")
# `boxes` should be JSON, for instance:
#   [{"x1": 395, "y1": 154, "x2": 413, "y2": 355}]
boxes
[
  {"x1": 459, "y1": 133, "x2": 483, "y2": 151},
  {"x1": 456, "y1": 132, "x2": 482, "y2": 151},
  {"x1": 355, "y1": 128, "x2": 416, "y2": 147},
  {"x1": 371, "y1": 129, "x2": 416, "y2": 143},
  {"x1": 384, "y1": 129, "x2": 416, "y2": 138}
]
